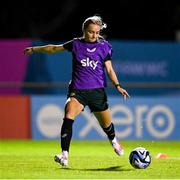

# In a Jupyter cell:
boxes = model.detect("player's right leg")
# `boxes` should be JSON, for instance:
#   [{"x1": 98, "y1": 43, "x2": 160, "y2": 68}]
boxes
[{"x1": 54, "y1": 97, "x2": 84, "y2": 166}]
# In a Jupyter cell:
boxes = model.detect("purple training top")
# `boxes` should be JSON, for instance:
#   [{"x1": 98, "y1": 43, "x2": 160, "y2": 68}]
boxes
[{"x1": 63, "y1": 38, "x2": 112, "y2": 90}]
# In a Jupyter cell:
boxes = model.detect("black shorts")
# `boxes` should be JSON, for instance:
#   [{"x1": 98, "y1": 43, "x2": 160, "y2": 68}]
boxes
[{"x1": 67, "y1": 88, "x2": 109, "y2": 112}]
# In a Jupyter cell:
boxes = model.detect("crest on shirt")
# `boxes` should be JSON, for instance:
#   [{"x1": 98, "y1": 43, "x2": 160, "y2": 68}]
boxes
[{"x1": 86, "y1": 48, "x2": 96, "y2": 53}]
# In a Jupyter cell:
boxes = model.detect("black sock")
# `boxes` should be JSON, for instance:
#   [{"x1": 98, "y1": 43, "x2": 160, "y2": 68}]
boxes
[
  {"x1": 102, "y1": 123, "x2": 115, "y2": 140},
  {"x1": 60, "y1": 118, "x2": 74, "y2": 152}
]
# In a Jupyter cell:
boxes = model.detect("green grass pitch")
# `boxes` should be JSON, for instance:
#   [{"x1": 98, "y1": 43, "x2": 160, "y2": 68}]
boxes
[{"x1": 0, "y1": 140, "x2": 180, "y2": 179}]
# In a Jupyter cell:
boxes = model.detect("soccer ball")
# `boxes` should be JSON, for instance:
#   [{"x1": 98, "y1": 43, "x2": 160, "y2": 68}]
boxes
[{"x1": 129, "y1": 147, "x2": 151, "y2": 169}]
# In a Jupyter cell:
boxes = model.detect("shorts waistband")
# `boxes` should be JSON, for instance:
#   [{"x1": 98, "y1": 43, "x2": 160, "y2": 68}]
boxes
[{"x1": 70, "y1": 87, "x2": 104, "y2": 92}]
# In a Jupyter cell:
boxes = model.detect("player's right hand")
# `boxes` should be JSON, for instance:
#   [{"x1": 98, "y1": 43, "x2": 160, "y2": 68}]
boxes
[{"x1": 24, "y1": 47, "x2": 33, "y2": 55}]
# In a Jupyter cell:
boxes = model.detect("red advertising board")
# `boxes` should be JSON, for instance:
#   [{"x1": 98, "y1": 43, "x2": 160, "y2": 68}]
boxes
[{"x1": 0, "y1": 96, "x2": 31, "y2": 139}]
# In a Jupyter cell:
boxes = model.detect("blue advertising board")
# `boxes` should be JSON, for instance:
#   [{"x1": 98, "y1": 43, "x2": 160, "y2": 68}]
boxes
[
  {"x1": 111, "y1": 40, "x2": 180, "y2": 82},
  {"x1": 31, "y1": 95, "x2": 180, "y2": 140}
]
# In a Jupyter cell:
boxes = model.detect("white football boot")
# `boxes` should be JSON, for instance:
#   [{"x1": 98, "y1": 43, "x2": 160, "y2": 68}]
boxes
[
  {"x1": 111, "y1": 137, "x2": 124, "y2": 156},
  {"x1": 54, "y1": 151, "x2": 68, "y2": 166}
]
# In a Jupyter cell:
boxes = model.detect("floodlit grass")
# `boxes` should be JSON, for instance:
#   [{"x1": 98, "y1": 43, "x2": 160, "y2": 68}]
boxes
[{"x1": 0, "y1": 140, "x2": 180, "y2": 179}]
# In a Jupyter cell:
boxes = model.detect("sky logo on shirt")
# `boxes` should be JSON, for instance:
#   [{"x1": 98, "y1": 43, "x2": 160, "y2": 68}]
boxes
[{"x1": 81, "y1": 57, "x2": 98, "y2": 70}]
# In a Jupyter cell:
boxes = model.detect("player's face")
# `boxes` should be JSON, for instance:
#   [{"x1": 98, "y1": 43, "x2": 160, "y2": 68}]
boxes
[{"x1": 84, "y1": 24, "x2": 101, "y2": 42}]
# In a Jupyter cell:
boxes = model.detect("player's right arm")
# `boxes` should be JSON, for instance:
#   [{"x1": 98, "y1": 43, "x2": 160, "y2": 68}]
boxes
[{"x1": 24, "y1": 44, "x2": 65, "y2": 55}]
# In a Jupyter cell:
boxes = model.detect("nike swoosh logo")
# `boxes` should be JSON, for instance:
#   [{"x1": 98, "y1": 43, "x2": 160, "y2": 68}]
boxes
[{"x1": 61, "y1": 134, "x2": 67, "y2": 138}]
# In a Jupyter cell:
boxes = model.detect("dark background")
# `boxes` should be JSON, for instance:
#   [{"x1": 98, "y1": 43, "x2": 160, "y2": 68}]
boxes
[{"x1": 0, "y1": 0, "x2": 180, "y2": 41}]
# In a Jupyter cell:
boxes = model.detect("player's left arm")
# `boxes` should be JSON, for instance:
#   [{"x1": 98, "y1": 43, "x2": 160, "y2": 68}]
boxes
[{"x1": 104, "y1": 60, "x2": 130, "y2": 99}]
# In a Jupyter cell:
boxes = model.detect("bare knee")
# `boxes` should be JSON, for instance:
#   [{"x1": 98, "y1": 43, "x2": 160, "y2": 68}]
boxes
[
  {"x1": 64, "y1": 97, "x2": 84, "y2": 119},
  {"x1": 65, "y1": 112, "x2": 76, "y2": 120}
]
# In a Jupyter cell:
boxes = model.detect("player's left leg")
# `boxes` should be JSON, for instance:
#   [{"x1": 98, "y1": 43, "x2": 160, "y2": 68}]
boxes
[{"x1": 94, "y1": 109, "x2": 124, "y2": 156}]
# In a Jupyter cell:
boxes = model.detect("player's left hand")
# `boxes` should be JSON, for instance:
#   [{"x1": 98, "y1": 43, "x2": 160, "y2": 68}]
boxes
[{"x1": 117, "y1": 87, "x2": 130, "y2": 100}]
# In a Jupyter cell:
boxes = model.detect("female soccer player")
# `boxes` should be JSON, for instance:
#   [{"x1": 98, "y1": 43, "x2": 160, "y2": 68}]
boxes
[{"x1": 24, "y1": 15, "x2": 130, "y2": 166}]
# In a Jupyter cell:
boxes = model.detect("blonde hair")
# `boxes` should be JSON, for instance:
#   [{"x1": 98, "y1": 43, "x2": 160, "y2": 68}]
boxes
[{"x1": 82, "y1": 15, "x2": 107, "y2": 32}]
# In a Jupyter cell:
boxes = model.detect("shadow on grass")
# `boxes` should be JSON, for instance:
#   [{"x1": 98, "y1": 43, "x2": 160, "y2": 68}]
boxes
[{"x1": 57, "y1": 166, "x2": 133, "y2": 172}]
